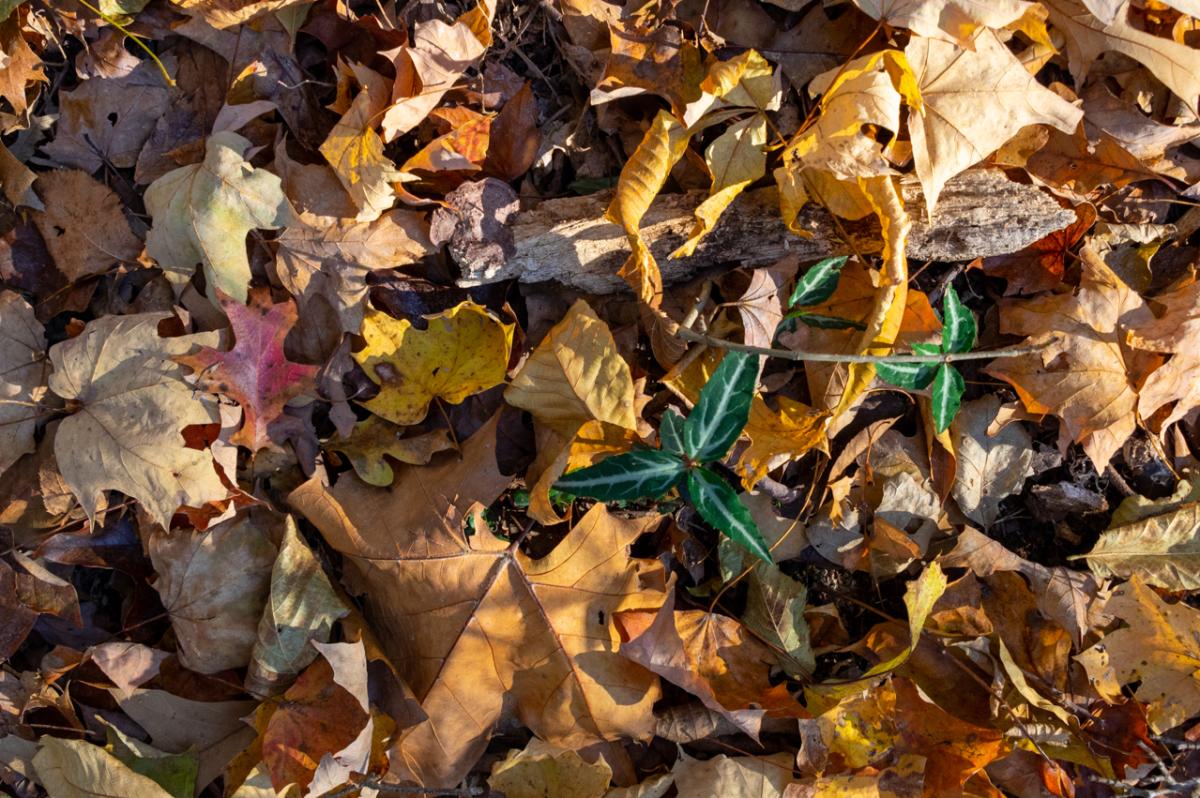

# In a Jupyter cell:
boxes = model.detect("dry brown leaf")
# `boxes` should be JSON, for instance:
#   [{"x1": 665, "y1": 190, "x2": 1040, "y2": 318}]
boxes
[
  {"x1": 851, "y1": 0, "x2": 1033, "y2": 46},
  {"x1": 320, "y1": 63, "x2": 401, "y2": 222},
  {"x1": 0, "y1": 291, "x2": 45, "y2": 478},
  {"x1": 950, "y1": 395, "x2": 1035, "y2": 527},
  {"x1": 488, "y1": 739, "x2": 613, "y2": 798},
  {"x1": 670, "y1": 752, "x2": 794, "y2": 798},
  {"x1": 32, "y1": 171, "x2": 140, "y2": 281},
  {"x1": 290, "y1": 491, "x2": 666, "y2": 789},
  {"x1": 171, "y1": 0, "x2": 311, "y2": 27},
  {"x1": 381, "y1": 20, "x2": 487, "y2": 141}
]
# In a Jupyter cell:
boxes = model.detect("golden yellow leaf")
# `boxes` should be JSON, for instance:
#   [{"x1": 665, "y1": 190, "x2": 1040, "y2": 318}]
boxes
[
  {"x1": 1077, "y1": 577, "x2": 1200, "y2": 732},
  {"x1": 831, "y1": 176, "x2": 910, "y2": 420},
  {"x1": 288, "y1": 496, "x2": 667, "y2": 789},
  {"x1": 332, "y1": 418, "x2": 455, "y2": 487},
  {"x1": 319, "y1": 63, "x2": 401, "y2": 223},
  {"x1": 354, "y1": 302, "x2": 513, "y2": 426},
  {"x1": 488, "y1": 739, "x2": 612, "y2": 798},
  {"x1": 606, "y1": 110, "x2": 691, "y2": 306}
]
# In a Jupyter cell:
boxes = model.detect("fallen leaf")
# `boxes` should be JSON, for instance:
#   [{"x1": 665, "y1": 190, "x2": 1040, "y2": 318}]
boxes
[
  {"x1": 851, "y1": 0, "x2": 1033, "y2": 46},
  {"x1": 170, "y1": 0, "x2": 311, "y2": 27},
  {"x1": 381, "y1": 20, "x2": 487, "y2": 141},
  {"x1": 0, "y1": 15, "x2": 45, "y2": 117},
  {"x1": 145, "y1": 131, "x2": 291, "y2": 302},
  {"x1": 32, "y1": 737, "x2": 174, "y2": 798},
  {"x1": 905, "y1": 29, "x2": 1083, "y2": 214},
  {"x1": 32, "y1": 170, "x2": 140, "y2": 281},
  {"x1": 290, "y1": 497, "x2": 665, "y2": 788},
  {"x1": 0, "y1": 291, "x2": 45, "y2": 478},
  {"x1": 950, "y1": 395, "x2": 1035, "y2": 527},
  {"x1": 103, "y1": 720, "x2": 199, "y2": 798},
  {"x1": 1077, "y1": 485, "x2": 1200, "y2": 590},
  {"x1": 981, "y1": 204, "x2": 1096, "y2": 295},
  {"x1": 354, "y1": 301, "x2": 513, "y2": 426},
  {"x1": 47, "y1": 312, "x2": 231, "y2": 528},
  {"x1": 146, "y1": 509, "x2": 278, "y2": 674},
  {"x1": 332, "y1": 418, "x2": 455, "y2": 487},
  {"x1": 488, "y1": 739, "x2": 613, "y2": 798},
  {"x1": 670, "y1": 752, "x2": 794, "y2": 798},
  {"x1": 246, "y1": 516, "x2": 349, "y2": 696},
  {"x1": 320, "y1": 62, "x2": 401, "y2": 223},
  {"x1": 1077, "y1": 577, "x2": 1200, "y2": 732},
  {"x1": 176, "y1": 289, "x2": 320, "y2": 451}
]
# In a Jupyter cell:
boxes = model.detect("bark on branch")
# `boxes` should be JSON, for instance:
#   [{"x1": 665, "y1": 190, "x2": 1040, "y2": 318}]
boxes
[{"x1": 454, "y1": 169, "x2": 1073, "y2": 293}]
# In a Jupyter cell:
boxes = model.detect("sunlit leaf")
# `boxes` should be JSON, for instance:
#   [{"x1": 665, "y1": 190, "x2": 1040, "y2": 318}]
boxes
[
  {"x1": 684, "y1": 351, "x2": 759, "y2": 463},
  {"x1": 687, "y1": 466, "x2": 772, "y2": 564},
  {"x1": 556, "y1": 448, "x2": 686, "y2": 502}
]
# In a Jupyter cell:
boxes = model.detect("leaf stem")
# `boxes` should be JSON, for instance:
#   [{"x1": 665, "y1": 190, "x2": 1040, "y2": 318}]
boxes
[
  {"x1": 670, "y1": 322, "x2": 1047, "y2": 364},
  {"x1": 73, "y1": 0, "x2": 176, "y2": 87}
]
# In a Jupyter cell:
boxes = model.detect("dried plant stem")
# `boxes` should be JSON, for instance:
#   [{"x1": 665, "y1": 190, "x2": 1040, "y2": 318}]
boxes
[{"x1": 73, "y1": 0, "x2": 176, "y2": 87}]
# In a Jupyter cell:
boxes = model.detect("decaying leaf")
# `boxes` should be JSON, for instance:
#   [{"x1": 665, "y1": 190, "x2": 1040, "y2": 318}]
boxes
[
  {"x1": 32, "y1": 170, "x2": 140, "y2": 281},
  {"x1": 950, "y1": 396, "x2": 1035, "y2": 527}
]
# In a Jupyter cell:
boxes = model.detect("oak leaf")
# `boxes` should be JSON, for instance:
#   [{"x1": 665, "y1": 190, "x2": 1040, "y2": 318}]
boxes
[
  {"x1": 290, "y1": 493, "x2": 666, "y2": 789},
  {"x1": 354, "y1": 301, "x2": 513, "y2": 426},
  {"x1": 905, "y1": 29, "x2": 1083, "y2": 215},
  {"x1": 145, "y1": 132, "x2": 291, "y2": 302},
  {"x1": 1078, "y1": 577, "x2": 1200, "y2": 732},
  {"x1": 32, "y1": 170, "x2": 140, "y2": 281},
  {"x1": 176, "y1": 290, "x2": 319, "y2": 451},
  {"x1": 0, "y1": 291, "x2": 45, "y2": 478},
  {"x1": 47, "y1": 312, "x2": 231, "y2": 528},
  {"x1": 0, "y1": 15, "x2": 44, "y2": 117}
]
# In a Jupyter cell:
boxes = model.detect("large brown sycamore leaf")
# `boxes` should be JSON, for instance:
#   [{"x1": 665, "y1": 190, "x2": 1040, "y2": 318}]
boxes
[
  {"x1": 47, "y1": 312, "x2": 232, "y2": 529},
  {"x1": 291, "y1": 467, "x2": 667, "y2": 788}
]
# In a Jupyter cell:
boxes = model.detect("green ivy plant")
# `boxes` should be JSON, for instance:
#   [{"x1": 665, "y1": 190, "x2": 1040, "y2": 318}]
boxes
[
  {"x1": 555, "y1": 351, "x2": 773, "y2": 563},
  {"x1": 874, "y1": 285, "x2": 977, "y2": 434}
]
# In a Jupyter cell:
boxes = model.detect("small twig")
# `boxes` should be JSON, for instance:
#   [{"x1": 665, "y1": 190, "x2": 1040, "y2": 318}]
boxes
[
  {"x1": 670, "y1": 321, "x2": 1049, "y2": 364},
  {"x1": 73, "y1": 0, "x2": 176, "y2": 87}
]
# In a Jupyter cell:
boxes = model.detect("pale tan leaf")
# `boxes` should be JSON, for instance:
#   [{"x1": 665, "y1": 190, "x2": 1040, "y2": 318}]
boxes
[
  {"x1": 670, "y1": 752, "x2": 794, "y2": 798},
  {"x1": 950, "y1": 395, "x2": 1035, "y2": 527},
  {"x1": 47, "y1": 313, "x2": 230, "y2": 529},
  {"x1": 0, "y1": 291, "x2": 45, "y2": 479},
  {"x1": 852, "y1": 0, "x2": 1034, "y2": 46},
  {"x1": 170, "y1": 0, "x2": 311, "y2": 27},
  {"x1": 488, "y1": 739, "x2": 613, "y2": 798},
  {"x1": 1078, "y1": 497, "x2": 1200, "y2": 590},
  {"x1": 32, "y1": 737, "x2": 173, "y2": 798}
]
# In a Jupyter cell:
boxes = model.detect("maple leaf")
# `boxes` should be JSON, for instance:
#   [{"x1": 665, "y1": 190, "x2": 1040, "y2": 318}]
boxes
[
  {"x1": 145, "y1": 131, "x2": 291, "y2": 303},
  {"x1": 1078, "y1": 577, "x2": 1200, "y2": 733},
  {"x1": 321, "y1": 62, "x2": 403, "y2": 222},
  {"x1": 32, "y1": 170, "x2": 140, "y2": 281},
  {"x1": 176, "y1": 289, "x2": 319, "y2": 452},
  {"x1": 46, "y1": 312, "x2": 232, "y2": 529},
  {"x1": 290, "y1": 493, "x2": 667, "y2": 788},
  {"x1": 985, "y1": 251, "x2": 1148, "y2": 469},
  {"x1": 905, "y1": 28, "x2": 1083, "y2": 215},
  {"x1": 0, "y1": 291, "x2": 45, "y2": 478},
  {"x1": 354, "y1": 301, "x2": 513, "y2": 426},
  {"x1": 332, "y1": 417, "x2": 454, "y2": 487},
  {"x1": 381, "y1": 20, "x2": 487, "y2": 141},
  {"x1": 170, "y1": 0, "x2": 311, "y2": 27},
  {"x1": 851, "y1": 0, "x2": 1033, "y2": 46}
]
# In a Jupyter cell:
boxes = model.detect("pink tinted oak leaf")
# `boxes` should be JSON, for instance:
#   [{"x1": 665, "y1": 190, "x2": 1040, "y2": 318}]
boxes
[{"x1": 177, "y1": 289, "x2": 320, "y2": 451}]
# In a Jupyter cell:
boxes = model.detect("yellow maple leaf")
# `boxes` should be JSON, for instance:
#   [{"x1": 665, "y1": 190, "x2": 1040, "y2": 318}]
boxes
[{"x1": 354, "y1": 302, "x2": 513, "y2": 426}]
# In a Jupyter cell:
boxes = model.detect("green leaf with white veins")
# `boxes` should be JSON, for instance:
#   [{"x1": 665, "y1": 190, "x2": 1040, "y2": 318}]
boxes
[
  {"x1": 660, "y1": 408, "x2": 686, "y2": 457},
  {"x1": 941, "y1": 286, "x2": 977, "y2": 354},
  {"x1": 688, "y1": 466, "x2": 772, "y2": 563},
  {"x1": 931, "y1": 363, "x2": 965, "y2": 434},
  {"x1": 684, "y1": 351, "x2": 759, "y2": 463},
  {"x1": 556, "y1": 448, "x2": 687, "y2": 502},
  {"x1": 875, "y1": 342, "x2": 940, "y2": 390},
  {"x1": 788, "y1": 255, "x2": 848, "y2": 308}
]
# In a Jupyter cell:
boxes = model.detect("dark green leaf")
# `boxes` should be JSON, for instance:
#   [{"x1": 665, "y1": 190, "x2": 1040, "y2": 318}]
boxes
[
  {"x1": 931, "y1": 363, "x2": 965, "y2": 434},
  {"x1": 788, "y1": 256, "x2": 848, "y2": 308},
  {"x1": 555, "y1": 448, "x2": 686, "y2": 502},
  {"x1": 941, "y1": 286, "x2": 977, "y2": 354},
  {"x1": 782, "y1": 311, "x2": 867, "y2": 331},
  {"x1": 660, "y1": 408, "x2": 686, "y2": 457},
  {"x1": 684, "y1": 351, "x2": 759, "y2": 463},
  {"x1": 687, "y1": 467, "x2": 773, "y2": 563},
  {"x1": 875, "y1": 343, "x2": 940, "y2": 390}
]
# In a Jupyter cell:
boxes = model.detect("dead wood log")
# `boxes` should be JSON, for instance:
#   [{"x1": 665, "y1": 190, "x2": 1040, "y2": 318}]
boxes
[{"x1": 455, "y1": 169, "x2": 1074, "y2": 294}]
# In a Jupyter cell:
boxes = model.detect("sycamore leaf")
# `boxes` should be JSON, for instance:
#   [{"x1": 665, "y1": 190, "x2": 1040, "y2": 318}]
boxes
[
  {"x1": 985, "y1": 251, "x2": 1145, "y2": 469},
  {"x1": 0, "y1": 291, "x2": 45, "y2": 478},
  {"x1": 33, "y1": 737, "x2": 174, "y2": 798},
  {"x1": 789, "y1": 256, "x2": 849, "y2": 308},
  {"x1": 930, "y1": 363, "x2": 964, "y2": 434},
  {"x1": 32, "y1": 170, "x2": 140, "y2": 281},
  {"x1": 288, "y1": 497, "x2": 667, "y2": 788},
  {"x1": 333, "y1": 418, "x2": 454, "y2": 487},
  {"x1": 145, "y1": 132, "x2": 290, "y2": 302},
  {"x1": 488, "y1": 739, "x2": 613, "y2": 798},
  {"x1": 1045, "y1": 0, "x2": 1200, "y2": 116},
  {"x1": 851, "y1": 0, "x2": 1034, "y2": 46},
  {"x1": 1076, "y1": 495, "x2": 1200, "y2": 590},
  {"x1": 685, "y1": 350, "x2": 759, "y2": 463},
  {"x1": 246, "y1": 517, "x2": 349, "y2": 696},
  {"x1": 940, "y1": 286, "x2": 976, "y2": 354},
  {"x1": 146, "y1": 510, "x2": 278, "y2": 674},
  {"x1": 320, "y1": 63, "x2": 401, "y2": 222},
  {"x1": 47, "y1": 313, "x2": 231, "y2": 529},
  {"x1": 673, "y1": 114, "x2": 769, "y2": 258},
  {"x1": 905, "y1": 29, "x2": 1083, "y2": 215},
  {"x1": 556, "y1": 449, "x2": 686, "y2": 502},
  {"x1": 176, "y1": 290, "x2": 319, "y2": 451},
  {"x1": 354, "y1": 302, "x2": 513, "y2": 426},
  {"x1": 606, "y1": 110, "x2": 691, "y2": 306},
  {"x1": 950, "y1": 396, "x2": 1035, "y2": 527},
  {"x1": 1078, "y1": 577, "x2": 1200, "y2": 732},
  {"x1": 688, "y1": 467, "x2": 772, "y2": 563}
]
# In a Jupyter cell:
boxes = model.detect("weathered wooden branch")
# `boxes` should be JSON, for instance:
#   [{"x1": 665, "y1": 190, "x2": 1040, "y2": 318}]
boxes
[{"x1": 455, "y1": 169, "x2": 1074, "y2": 293}]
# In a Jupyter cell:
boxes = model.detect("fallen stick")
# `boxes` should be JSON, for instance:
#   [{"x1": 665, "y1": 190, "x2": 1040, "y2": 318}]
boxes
[{"x1": 455, "y1": 169, "x2": 1074, "y2": 293}]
